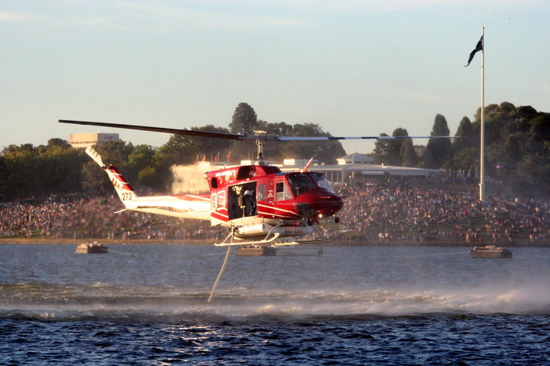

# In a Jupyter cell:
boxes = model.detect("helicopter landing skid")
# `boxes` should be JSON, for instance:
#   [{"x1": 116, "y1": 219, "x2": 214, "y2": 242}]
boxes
[{"x1": 295, "y1": 224, "x2": 343, "y2": 244}]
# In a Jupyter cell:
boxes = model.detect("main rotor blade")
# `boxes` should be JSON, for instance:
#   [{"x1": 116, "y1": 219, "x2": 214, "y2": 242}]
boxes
[
  {"x1": 59, "y1": 120, "x2": 246, "y2": 141},
  {"x1": 59, "y1": 119, "x2": 455, "y2": 142},
  {"x1": 278, "y1": 135, "x2": 456, "y2": 141}
]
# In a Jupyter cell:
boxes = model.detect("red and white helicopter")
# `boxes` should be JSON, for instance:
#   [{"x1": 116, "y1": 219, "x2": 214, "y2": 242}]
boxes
[{"x1": 59, "y1": 119, "x2": 452, "y2": 301}]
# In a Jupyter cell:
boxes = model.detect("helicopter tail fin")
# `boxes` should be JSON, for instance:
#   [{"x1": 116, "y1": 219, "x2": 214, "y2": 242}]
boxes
[{"x1": 86, "y1": 147, "x2": 138, "y2": 205}]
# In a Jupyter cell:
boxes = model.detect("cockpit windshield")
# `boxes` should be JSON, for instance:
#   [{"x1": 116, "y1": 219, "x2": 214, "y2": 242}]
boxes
[
  {"x1": 310, "y1": 173, "x2": 334, "y2": 192},
  {"x1": 287, "y1": 174, "x2": 316, "y2": 197},
  {"x1": 286, "y1": 172, "x2": 333, "y2": 197}
]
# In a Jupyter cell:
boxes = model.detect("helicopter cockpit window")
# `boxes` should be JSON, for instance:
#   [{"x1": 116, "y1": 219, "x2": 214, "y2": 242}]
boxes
[
  {"x1": 276, "y1": 181, "x2": 292, "y2": 201},
  {"x1": 310, "y1": 173, "x2": 334, "y2": 192},
  {"x1": 287, "y1": 174, "x2": 317, "y2": 197}
]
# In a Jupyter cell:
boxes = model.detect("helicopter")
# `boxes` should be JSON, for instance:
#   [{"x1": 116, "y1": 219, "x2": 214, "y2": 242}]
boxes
[{"x1": 59, "y1": 119, "x2": 453, "y2": 301}]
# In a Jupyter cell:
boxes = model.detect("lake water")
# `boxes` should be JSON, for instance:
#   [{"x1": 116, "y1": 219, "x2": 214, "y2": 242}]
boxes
[{"x1": 0, "y1": 244, "x2": 549, "y2": 365}]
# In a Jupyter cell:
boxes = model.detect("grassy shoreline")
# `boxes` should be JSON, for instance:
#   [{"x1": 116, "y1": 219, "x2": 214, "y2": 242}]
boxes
[{"x1": 1, "y1": 237, "x2": 549, "y2": 247}]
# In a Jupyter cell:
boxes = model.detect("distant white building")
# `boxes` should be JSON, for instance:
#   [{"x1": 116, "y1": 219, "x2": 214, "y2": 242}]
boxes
[
  {"x1": 336, "y1": 152, "x2": 375, "y2": 165},
  {"x1": 69, "y1": 133, "x2": 119, "y2": 149},
  {"x1": 280, "y1": 152, "x2": 439, "y2": 187}
]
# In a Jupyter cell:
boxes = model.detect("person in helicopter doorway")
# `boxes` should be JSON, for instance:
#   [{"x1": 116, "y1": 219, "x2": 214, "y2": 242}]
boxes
[{"x1": 243, "y1": 189, "x2": 256, "y2": 216}]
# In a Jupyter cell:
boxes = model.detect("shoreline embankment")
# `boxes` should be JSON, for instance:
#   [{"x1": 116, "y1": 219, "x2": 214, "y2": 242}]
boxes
[{"x1": 1, "y1": 237, "x2": 549, "y2": 247}]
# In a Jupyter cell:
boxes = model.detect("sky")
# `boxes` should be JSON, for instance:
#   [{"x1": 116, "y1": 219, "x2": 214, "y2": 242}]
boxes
[{"x1": 1, "y1": 0, "x2": 549, "y2": 156}]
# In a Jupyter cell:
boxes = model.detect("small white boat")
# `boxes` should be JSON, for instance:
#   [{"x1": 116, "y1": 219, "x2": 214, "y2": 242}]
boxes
[
  {"x1": 469, "y1": 245, "x2": 512, "y2": 258},
  {"x1": 76, "y1": 242, "x2": 108, "y2": 254}
]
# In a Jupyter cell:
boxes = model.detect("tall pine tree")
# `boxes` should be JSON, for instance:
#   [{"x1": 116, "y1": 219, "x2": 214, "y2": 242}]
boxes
[
  {"x1": 229, "y1": 103, "x2": 258, "y2": 134},
  {"x1": 424, "y1": 114, "x2": 452, "y2": 169}
]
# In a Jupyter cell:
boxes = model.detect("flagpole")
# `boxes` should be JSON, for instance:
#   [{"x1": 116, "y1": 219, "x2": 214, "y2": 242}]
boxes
[{"x1": 479, "y1": 27, "x2": 485, "y2": 201}]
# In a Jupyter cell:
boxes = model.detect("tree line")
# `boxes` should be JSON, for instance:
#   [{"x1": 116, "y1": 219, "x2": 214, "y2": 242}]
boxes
[
  {"x1": 1, "y1": 101, "x2": 549, "y2": 200},
  {"x1": 373, "y1": 102, "x2": 550, "y2": 195},
  {"x1": 0, "y1": 103, "x2": 345, "y2": 199}
]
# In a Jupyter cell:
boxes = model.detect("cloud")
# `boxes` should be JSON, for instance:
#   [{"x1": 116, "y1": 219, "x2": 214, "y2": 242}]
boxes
[
  {"x1": 0, "y1": 11, "x2": 33, "y2": 22},
  {"x1": 116, "y1": 1, "x2": 311, "y2": 30},
  {"x1": 0, "y1": 1, "x2": 310, "y2": 34},
  {"x1": 190, "y1": 0, "x2": 550, "y2": 13},
  {"x1": 292, "y1": 0, "x2": 549, "y2": 12},
  {"x1": 109, "y1": 0, "x2": 550, "y2": 32}
]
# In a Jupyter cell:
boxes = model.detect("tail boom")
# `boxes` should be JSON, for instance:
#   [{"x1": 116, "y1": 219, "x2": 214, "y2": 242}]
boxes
[
  {"x1": 125, "y1": 194, "x2": 211, "y2": 220},
  {"x1": 86, "y1": 147, "x2": 211, "y2": 221}
]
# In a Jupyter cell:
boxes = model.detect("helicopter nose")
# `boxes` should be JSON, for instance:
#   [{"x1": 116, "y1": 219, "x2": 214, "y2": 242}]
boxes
[{"x1": 296, "y1": 189, "x2": 344, "y2": 217}]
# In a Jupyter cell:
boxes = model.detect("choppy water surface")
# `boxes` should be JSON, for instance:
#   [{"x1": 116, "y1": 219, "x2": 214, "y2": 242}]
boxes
[{"x1": 0, "y1": 244, "x2": 549, "y2": 365}]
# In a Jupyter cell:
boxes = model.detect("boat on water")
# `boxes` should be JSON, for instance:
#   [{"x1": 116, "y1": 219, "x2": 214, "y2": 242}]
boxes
[
  {"x1": 236, "y1": 246, "x2": 277, "y2": 256},
  {"x1": 469, "y1": 245, "x2": 512, "y2": 258},
  {"x1": 236, "y1": 245, "x2": 323, "y2": 256},
  {"x1": 76, "y1": 242, "x2": 108, "y2": 254},
  {"x1": 275, "y1": 246, "x2": 323, "y2": 256}
]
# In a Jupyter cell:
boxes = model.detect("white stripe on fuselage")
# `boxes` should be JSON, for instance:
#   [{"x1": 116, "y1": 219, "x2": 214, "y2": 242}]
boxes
[{"x1": 256, "y1": 203, "x2": 300, "y2": 219}]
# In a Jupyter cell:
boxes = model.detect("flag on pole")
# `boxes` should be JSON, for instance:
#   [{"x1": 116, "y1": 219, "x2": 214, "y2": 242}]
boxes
[{"x1": 465, "y1": 36, "x2": 483, "y2": 67}]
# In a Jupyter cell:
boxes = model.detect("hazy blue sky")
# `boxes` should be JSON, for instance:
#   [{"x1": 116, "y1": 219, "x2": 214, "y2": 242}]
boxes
[{"x1": 1, "y1": 0, "x2": 549, "y2": 155}]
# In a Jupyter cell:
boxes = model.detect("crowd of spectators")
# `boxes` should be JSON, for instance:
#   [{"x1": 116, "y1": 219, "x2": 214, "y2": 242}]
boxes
[
  {"x1": 1, "y1": 186, "x2": 549, "y2": 244},
  {"x1": 337, "y1": 185, "x2": 550, "y2": 243},
  {"x1": 0, "y1": 194, "x2": 224, "y2": 241}
]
